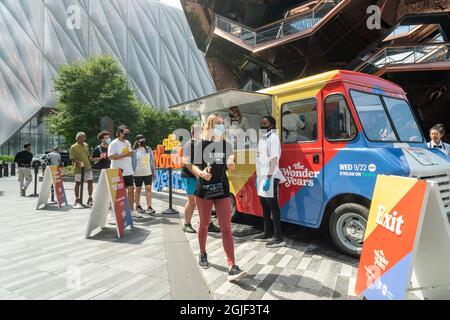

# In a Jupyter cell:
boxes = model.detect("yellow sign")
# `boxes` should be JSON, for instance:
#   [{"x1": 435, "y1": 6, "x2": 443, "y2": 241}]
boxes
[{"x1": 163, "y1": 134, "x2": 180, "y2": 151}]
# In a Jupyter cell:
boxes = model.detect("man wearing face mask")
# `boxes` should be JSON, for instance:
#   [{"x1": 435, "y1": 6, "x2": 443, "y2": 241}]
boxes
[
  {"x1": 91, "y1": 131, "x2": 112, "y2": 170},
  {"x1": 108, "y1": 125, "x2": 137, "y2": 217}
]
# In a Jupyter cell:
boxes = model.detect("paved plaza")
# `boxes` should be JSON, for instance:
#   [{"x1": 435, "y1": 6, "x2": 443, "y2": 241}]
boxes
[{"x1": 0, "y1": 176, "x2": 362, "y2": 300}]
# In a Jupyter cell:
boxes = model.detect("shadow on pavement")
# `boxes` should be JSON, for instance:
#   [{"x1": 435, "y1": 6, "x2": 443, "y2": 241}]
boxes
[{"x1": 88, "y1": 226, "x2": 151, "y2": 244}]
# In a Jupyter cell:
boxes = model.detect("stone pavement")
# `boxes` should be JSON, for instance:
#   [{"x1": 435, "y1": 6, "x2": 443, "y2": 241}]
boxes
[{"x1": 0, "y1": 174, "x2": 394, "y2": 300}]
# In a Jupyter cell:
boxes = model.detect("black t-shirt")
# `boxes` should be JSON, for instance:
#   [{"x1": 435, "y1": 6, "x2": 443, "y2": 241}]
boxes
[
  {"x1": 181, "y1": 139, "x2": 196, "y2": 179},
  {"x1": 91, "y1": 145, "x2": 111, "y2": 169},
  {"x1": 193, "y1": 140, "x2": 234, "y2": 199},
  {"x1": 14, "y1": 150, "x2": 33, "y2": 167}
]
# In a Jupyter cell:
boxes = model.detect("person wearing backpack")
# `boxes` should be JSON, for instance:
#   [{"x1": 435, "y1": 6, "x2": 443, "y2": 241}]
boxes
[
  {"x1": 132, "y1": 134, "x2": 156, "y2": 216},
  {"x1": 91, "y1": 131, "x2": 112, "y2": 170}
]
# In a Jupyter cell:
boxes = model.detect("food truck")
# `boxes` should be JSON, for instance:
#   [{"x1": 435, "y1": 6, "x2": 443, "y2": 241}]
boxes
[{"x1": 171, "y1": 70, "x2": 450, "y2": 257}]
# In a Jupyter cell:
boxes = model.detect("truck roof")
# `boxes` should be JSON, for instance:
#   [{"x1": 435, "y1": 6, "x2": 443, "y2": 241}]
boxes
[{"x1": 258, "y1": 70, "x2": 406, "y2": 96}]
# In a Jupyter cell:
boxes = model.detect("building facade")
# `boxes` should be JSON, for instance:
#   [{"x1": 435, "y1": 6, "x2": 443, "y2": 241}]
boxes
[{"x1": 0, "y1": 0, "x2": 215, "y2": 155}]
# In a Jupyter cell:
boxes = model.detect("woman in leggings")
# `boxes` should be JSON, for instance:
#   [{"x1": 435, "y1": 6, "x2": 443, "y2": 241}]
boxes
[{"x1": 189, "y1": 114, "x2": 245, "y2": 281}]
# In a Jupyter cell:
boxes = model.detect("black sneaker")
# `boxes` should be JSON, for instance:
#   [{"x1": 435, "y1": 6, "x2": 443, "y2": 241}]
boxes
[
  {"x1": 253, "y1": 232, "x2": 272, "y2": 242},
  {"x1": 146, "y1": 207, "x2": 156, "y2": 215},
  {"x1": 266, "y1": 238, "x2": 286, "y2": 248},
  {"x1": 136, "y1": 206, "x2": 145, "y2": 214},
  {"x1": 208, "y1": 223, "x2": 221, "y2": 233},
  {"x1": 199, "y1": 253, "x2": 209, "y2": 269},
  {"x1": 183, "y1": 224, "x2": 197, "y2": 234},
  {"x1": 228, "y1": 265, "x2": 246, "y2": 282}
]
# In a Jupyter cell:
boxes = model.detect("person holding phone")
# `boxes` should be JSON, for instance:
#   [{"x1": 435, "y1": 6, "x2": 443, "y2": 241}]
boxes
[{"x1": 189, "y1": 114, "x2": 246, "y2": 281}]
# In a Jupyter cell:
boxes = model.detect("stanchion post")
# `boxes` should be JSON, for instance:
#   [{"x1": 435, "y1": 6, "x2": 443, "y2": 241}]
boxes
[
  {"x1": 28, "y1": 164, "x2": 39, "y2": 197},
  {"x1": 0, "y1": 162, "x2": 3, "y2": 178},
  {"x1": 3, "y1": 162, "x2": 9, "y2": 177},
  {"x1": 11, "y1": 163, "x2": 15, "y2": 176},
  {"x1": 162, "y1": 167, "x2": 179, "y2": 215}
]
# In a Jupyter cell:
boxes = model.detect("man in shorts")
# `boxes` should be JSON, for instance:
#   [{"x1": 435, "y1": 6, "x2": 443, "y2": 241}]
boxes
[{"x1": 70, "y1": 132, "x2": 94, "y2": 207}]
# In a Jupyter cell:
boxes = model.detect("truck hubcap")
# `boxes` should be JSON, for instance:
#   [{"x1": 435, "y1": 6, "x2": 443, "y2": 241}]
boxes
[{"x1": 336, "y1": 213, "x2": 366, "y2": 253}]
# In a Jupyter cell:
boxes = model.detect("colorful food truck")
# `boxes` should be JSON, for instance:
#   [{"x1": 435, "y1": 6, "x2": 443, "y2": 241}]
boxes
[{"x1": 171, "y1": 70, "x2": 450, "y2": 257}]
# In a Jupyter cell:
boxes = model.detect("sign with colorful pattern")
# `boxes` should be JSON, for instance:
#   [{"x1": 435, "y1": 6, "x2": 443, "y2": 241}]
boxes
[
  {"x1": 85, "y1": 169, "x2": 133, "y2": 239},
  {"x1": 36, "y1": 165, "x2": 67, "y2": 210},
  {"x1": 356, "y1": 175, "x2": 450, "y2": 299}
]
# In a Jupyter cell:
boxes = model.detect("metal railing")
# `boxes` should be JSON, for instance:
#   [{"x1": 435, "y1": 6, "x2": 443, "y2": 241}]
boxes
[
  {"x1": 215, "y1": 0, "x2": 341, "y2": 46},
  {"x1": 357, "y1": 43, "x2": 450, "y2": 74}
]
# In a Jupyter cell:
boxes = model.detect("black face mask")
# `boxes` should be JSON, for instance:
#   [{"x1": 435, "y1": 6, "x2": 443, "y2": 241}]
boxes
[
  {"x1": 139, "y1": 140, "x2": 146, "y2": 147},
  {"x1": 260, "y1": 125, "x2": 271, "y2": 131},
  {"x1": 123, "y1": 132, "x2": 130, "y2": 139}
]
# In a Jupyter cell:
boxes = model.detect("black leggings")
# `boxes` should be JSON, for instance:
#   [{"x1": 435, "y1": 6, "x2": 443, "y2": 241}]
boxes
[{"x1": 259, "y1": 178, "x2": 283, "y2": 240}]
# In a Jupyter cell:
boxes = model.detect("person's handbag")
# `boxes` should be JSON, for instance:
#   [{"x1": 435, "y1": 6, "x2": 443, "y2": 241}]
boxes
[{"x1": 200, "y1": 164, "x2": 225, "y2": 200}]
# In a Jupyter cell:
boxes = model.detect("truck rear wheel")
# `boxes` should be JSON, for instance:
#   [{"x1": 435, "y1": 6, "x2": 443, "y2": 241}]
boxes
[{"x1": 329, "y1": 203, "x2": 368, "y2": 258}]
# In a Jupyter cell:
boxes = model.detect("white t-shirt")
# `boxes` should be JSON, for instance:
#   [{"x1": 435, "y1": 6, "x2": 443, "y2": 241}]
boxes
[
  {"x1": 134, "y1": 148, "x2": 152, "y2": 177},
  {"x1": 108, "y1": 138, "x2": 134, "y2": 176},
  {"x1": 256, "y1": 130, "x2": 285, "y2": 197}
]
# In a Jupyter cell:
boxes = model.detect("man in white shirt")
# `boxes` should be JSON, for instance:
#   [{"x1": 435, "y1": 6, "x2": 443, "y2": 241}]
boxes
[
  {"x1": 108, "y1": 125, "x2": 138, "y2": 217},
  {"x1": 427, "y1": 124, "x2": 450, "y2": 157}
]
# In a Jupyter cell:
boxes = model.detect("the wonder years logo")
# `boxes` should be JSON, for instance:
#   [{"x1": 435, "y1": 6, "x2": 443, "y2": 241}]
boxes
[{"x1": 281, "y1": 162, "x2": 320, "y2": 187}]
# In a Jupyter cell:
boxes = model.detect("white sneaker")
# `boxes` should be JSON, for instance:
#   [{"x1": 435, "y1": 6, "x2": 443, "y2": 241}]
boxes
[{"x1": 132, "y1": 211, "x2": 143, "y2": 219}]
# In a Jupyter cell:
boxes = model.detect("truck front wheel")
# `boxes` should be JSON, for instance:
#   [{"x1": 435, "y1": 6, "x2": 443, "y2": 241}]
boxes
[{"x1": 329, "y1": 203, "x2": 368, "y2": 258}]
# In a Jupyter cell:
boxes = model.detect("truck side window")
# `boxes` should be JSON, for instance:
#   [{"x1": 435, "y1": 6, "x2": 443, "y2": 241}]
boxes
[
  {"x1": 324, "y1": 95, "x2": 357, "y2": 141},
  {"x1": 281, "y1": 98, "x2": 317, "y2": 144}
]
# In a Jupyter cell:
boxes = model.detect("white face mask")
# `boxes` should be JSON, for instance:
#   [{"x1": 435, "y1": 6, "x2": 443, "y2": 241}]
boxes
[{"x1": 214, "y1": 124, "x2": 225, "y2": 136}]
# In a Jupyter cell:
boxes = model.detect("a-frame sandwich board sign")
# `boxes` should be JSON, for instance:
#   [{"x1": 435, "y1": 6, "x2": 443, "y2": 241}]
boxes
[
  {"x1": 85, "y1": 168, "x2": 133, "y2": 239},
  {"x1": 36, "y1": 165, "x2": 68, "y2": 210},
  {"x1": 356, "y1": 175, "x2": 450, "y2": 300}
]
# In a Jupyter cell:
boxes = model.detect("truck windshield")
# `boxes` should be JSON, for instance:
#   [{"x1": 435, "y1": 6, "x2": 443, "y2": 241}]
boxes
[{"x1": 350, "y1": 90, "x2": 423, "y2": 143}]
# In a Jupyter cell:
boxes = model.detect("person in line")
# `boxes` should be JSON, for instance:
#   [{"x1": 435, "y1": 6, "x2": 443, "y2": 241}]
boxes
[
  {"x1": 14, "y1": 142, "x2": 33, "y2": 197},
  {"x1": 108, "y1": 125, "x2": 139, "y2": 217},
  {"x1": 132, "y1": 134, "x2": 156, "y2": 216},
  {"x1": 428, "y1": 124, "x2": 450, "y2": 157},
  {"x1": 46, "y1": 147, "x2": 61, "y2": 166},
  {"x1": 181, "y1": 124, "x2": 221, "y2": 234},
  {"x1": 70, "y1": 132, "x2": 94, "y2": 207},
  {"x1": 91, "y1": 131, "x2": 112, "y2": 171},
  {"x1": 189, "y1": 114, "x2": 245, "y2": 281},
  {"x1": 254, "y1": 116, "x2": 286, "y2": 248}
]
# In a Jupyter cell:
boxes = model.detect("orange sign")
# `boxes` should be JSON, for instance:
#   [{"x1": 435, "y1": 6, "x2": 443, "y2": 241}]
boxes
[{"x1": 153, "y1": 146, "x2": 182, "y2": 169}]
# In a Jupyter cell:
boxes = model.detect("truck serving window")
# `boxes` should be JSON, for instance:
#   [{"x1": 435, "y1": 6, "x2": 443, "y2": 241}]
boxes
[
  {"x1": 324, "y1": 94, "x2": 357, "y2": 141},
  {"x1": 350, "y1": 90, "x2": 397, "y2": 142},
  {"x1": 382, "y1": 96, "x2": 424, "y2": 142},
  {"x1": 281, "y1": 98, "x2": 317, "y2": 144}
]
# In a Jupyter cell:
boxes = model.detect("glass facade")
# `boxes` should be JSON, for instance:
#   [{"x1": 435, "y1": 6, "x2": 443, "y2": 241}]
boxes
[{"x1": 0, "y1": 109, "x2": 65, "y2": 156}]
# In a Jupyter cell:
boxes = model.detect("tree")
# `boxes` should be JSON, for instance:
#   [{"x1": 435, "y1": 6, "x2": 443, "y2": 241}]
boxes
[{"x1": 47, "y1": 55, "x2": 140, "y2": 148}]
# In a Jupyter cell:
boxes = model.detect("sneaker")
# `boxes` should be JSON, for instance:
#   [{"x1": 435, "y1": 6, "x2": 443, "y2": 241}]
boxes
[
  {"x1": 132, "y1": 211, "x2": 144, "y2": 219},
  {"x1": 20, "y1": 189, "x2": 25, "y2": 197},
  {"x1": 87, "y1": 198, "x2": 93, "y2": 208},
  {"x1": 253, "y1": 232, "x2": 272, "y2": 242},
  {"x1": 136, "y1": 206, "x2": 145, "y2": 214},
  {"x1": 266, "y1": 238, "x2": 286, "y2": 248},
  {"x1": 208, "y1": 223, "x2": 221, "y2": 233},
  {"x1": 199, "y1": 253, "x2": 209, "y2": 269},
  {"x1": 228, "y1": 265, "x2": 246, "y2": 282},
  {"x1": 183, "y1": 224, "x2": 197, "y2": 234},
  {"x1": 145, "y1": 207, "x2": 156, "y2": 215}
]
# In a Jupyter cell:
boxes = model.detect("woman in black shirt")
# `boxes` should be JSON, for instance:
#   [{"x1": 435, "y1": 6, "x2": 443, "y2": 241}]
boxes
[{"x1": 189, "y1": 114, "x2": 245, "y2": 281}]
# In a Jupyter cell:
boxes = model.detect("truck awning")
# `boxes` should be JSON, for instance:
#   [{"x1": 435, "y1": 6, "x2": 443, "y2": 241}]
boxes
[{"x1": 169, "y1": 89, "x2": 272, "y2": 114}]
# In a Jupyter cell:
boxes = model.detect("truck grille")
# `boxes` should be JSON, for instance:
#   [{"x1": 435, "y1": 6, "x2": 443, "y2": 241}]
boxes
[{"x1": 418, "y1": 174, "x2": 450, "y2": 221}]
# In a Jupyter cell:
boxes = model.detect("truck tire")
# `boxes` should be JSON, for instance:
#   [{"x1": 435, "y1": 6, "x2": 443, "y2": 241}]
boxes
[{"x1": 329, "y1": 203, "x2": 368, "y2": 258}]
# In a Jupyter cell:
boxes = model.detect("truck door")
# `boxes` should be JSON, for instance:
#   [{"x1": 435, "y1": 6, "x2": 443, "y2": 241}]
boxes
[{"x1": 278, "y1": 96, "x2": 324, "y2": 227}]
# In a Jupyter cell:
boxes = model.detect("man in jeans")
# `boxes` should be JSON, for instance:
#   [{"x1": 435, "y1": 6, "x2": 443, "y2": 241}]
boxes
[
  {"x1": 14, "y1": 143, "x2": 33, "y2": 196},
  {"x1": 108, "y1": 125, "x2": 139, "y2": 217},
  {"x1": 70, "y1": 132, "x2": 94, "y2": 207}
]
